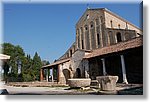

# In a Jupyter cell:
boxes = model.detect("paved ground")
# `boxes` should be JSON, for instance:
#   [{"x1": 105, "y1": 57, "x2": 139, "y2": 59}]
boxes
[
  {"x1": 0, "y1": 82, "x2": 143, "y2": 95},
  {"x1": 6, "y1": 87, "x2": 78, "y2": 95},
  {"x1": 1, "y1": 83, "x2": 97, "y2": 95}
]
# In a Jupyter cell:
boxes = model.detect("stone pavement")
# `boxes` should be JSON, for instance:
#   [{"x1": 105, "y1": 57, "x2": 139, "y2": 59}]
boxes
[{"x1": 0, "y1": 82, "x2": 143, "y2": 95}]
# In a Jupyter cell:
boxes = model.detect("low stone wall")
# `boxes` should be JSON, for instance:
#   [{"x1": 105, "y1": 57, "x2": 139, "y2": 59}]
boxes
[
  {"x1": 68, "y1": 78, "x2": 91, "y2": 88},
  {"x1": 7, "y1": 82, "x2": 67, "y2": 87}
]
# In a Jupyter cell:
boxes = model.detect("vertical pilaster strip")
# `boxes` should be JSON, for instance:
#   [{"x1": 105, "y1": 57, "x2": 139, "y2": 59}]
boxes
[
  {"x1": 99, "y1": 17, "x2": 103, "y2": 47},
  {"x1": 79, "y1": 28, "x2": 82, "y2": 49},
  {"x1": 94, "y1": 20, "x2": 98, "y2": 48},
  {"x1": 83, "y1": 27, "x2": 86, "y2": 50},
  {"x1": 88, "y1": 25, "x2": 92, "y2": 50},
  {"x1": 76, "y1": 29, "x2": 78, "y2": 49},
  {"x1": 107, "y1": 31, "x2": 110, "y2": 46}
]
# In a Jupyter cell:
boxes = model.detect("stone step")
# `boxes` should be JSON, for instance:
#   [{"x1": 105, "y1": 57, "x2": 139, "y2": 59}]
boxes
[{"x1": 90, "y1": 80, "x2": 99, "y2": 86}]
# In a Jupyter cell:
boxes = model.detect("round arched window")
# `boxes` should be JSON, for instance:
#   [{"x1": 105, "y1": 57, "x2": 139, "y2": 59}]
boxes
[{"x1": 116, "y1": 32, "x2": 122, "y2": 42}]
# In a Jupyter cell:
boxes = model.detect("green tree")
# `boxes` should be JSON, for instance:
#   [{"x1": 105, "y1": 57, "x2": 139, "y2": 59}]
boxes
[
  {"x1": 32, "y1": 52, "x2": 42, "y2": 81},
  {"x1": 2, "y1": 43, "x2": 25, "y2": 81},
  {"x1": 42, "y1": 60, "x2": 50, "y2": 66},
  {"x1": 2, "y1": 43, "x2": 45, "y2": 82},
  {"x1": 21, "y1": 54, "x2": 34, "y2": 81}
]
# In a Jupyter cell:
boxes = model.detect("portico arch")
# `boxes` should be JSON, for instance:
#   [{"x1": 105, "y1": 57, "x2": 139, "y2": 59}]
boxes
[{"x1": 76, "y1": 68, "x2": 81, "y2": 78}]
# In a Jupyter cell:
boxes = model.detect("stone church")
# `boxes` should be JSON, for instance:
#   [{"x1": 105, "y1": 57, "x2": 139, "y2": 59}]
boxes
[{"x1": 40, "y1": 8, "x2": 143, "y2": 85}]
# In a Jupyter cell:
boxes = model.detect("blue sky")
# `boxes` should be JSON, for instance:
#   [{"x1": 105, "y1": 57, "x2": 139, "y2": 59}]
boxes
[{"x1": 3, "y1": 2, "x2": 142, "y2": 63}]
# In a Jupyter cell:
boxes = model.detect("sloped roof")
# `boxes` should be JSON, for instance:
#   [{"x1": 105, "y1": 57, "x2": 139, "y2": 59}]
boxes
[
  {"x1": 0, "y1": 54, "x2": 10, "y2": 60},
  {"x1": 84, "y1": 37, "x2": 143, "y2": 59},
  {"x1": 42, "y1": 58, "x2": 71, "y2": 69},
  {"x1": 76, "y1": 8, "x2": 142, "y2": 32}
]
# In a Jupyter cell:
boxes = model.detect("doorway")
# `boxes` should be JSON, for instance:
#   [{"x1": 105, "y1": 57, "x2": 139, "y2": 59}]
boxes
[{"x1": 76, "y1": 68, "x2": 81, "y2": 78}]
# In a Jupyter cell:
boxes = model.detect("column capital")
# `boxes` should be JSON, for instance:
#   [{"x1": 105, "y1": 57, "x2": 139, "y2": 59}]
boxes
[{"x1": 101, "y1": 58, "x2": 105, "y2": 61}]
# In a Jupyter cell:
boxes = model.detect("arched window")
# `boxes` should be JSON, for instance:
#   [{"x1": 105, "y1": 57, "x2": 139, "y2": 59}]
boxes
[
  {"x1": 86, "y1": 14, "x2": 89, "y2": 19},
  {"x1": 116, "y1": 32, "x2": 122, "y2": 43},
  {"x1": 70, "y1": 49, "x2": 72, "y2": 57},
  {"x1": 97, "y1": 33, "x2": 100, "y2": 45},
  {"x1": 82, "y1": 40, "x2": 84, "y2": 49},
  {"x1": 85, "y1": 25, "x2": 88, "y2": 31},
  {"x1": 90, "y1": 21, "x2": 94, "y2": 28},
  {"x1": 80, "y1": 27, "x2": 84, "y2": 49}
]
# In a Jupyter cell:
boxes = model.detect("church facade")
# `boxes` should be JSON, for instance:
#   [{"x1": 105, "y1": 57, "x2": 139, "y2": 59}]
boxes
[{"x1": 40, "y1": 8, "x2": 143, "y2": 85}]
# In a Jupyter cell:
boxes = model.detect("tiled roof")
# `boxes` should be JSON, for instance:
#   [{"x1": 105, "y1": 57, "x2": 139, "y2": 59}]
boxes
[
  {"x1": 42, "y1": 58, "x2": 71, "y2": 69},
  {"x1": 84, "y1": 37, "x2": 143, "y2": 59}
]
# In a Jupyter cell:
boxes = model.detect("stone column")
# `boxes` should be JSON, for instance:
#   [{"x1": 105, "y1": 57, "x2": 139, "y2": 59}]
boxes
[
  {"x1": 57, "y1": 65, "x2": 60, "y2": 83},
  {"x1": 101, "y1": 58, "x2": 107, "y2": 76},
  {"x1": 46, "y1": 69, "x2": 49, "y2": 82},
  {"x1": 51, "y1": 68, "x2": 54, "y2": 82},
  {"x1": 40, "y1": 69, "x2": 44, "y2": 81},
  {"x1": 120, "y1": 55, "x2": 128, "y2": 84}
]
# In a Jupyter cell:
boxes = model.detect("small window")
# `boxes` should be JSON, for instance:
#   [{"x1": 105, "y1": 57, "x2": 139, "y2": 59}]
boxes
[
  {"x1": 110, "y1": 20, "x2": 113, "y2": 28},
  {"x1": 70, "y1": 50, "x2": 72, "y2": 57},
  {"x1": 85, "y1": 25, "x2": 88, "y2": 30},
  {"x1": 90, "y1": 21, "x2": 94, "y2": 28},
  {"x1": 82, "y1": 40, "x2": 84, "y2": 49},
  {"x1": 86, "y1": 14, "x2": 89, "y2": 19},
  {"x1": 116, "y1": 32, "x2": 122, "y2": 42},
  {"x1": 118, "y1": 24, "x2": 120, "y2": 29},
  {"x1": 97, "y1": 33, "x2": 100, "y2": 45},
  {"x1": 85, "y1": 27, "x2": 88, "y2": 30}
]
